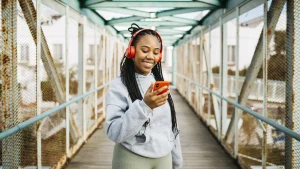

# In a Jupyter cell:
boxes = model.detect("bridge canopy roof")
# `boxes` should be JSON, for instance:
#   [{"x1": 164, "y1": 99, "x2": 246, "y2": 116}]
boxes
[{"x1": 81, "y1": 0, "x2": 227, "y2": 46}]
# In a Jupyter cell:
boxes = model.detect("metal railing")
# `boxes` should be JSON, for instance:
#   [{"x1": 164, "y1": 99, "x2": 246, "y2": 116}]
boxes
[
  {"x1": 0, "y1": 83, "x2": 109, "y2": 140},
  {"x1": 177, "y1": 73, "x2": 300, "y2": 141}
]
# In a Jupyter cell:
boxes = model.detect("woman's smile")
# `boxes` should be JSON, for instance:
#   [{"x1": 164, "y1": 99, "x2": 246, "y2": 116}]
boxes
[{"x1": 142, "y1": 60, "x2": 154, "y2": 68}]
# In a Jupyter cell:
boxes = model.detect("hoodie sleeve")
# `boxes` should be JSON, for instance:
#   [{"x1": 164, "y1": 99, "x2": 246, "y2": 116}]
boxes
[
  {"x1": 172, "y1": 134, "x2": 183, "y2": 169},
  {"x1": 105, "y1": 79, "x2": 153, "y2": 143}
]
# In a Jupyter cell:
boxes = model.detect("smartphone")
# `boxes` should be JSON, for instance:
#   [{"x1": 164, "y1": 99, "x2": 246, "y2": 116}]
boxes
[{"x1": 153, "y1": 81, "x2": 170, "y2": 95}]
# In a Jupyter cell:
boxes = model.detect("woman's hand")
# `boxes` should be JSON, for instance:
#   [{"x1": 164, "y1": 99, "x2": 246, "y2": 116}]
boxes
[{"x1": 143, "y1": 83, "x2": 170, "y2": 109}]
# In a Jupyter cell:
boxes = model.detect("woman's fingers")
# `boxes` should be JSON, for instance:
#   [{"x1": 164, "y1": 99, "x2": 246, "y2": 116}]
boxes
[
  {"x1": 152, "y1": 86, "x2": 168, "y2": 96},
  {"x1": 155, "y1": 92, "x2": 169, "y2": 104}
]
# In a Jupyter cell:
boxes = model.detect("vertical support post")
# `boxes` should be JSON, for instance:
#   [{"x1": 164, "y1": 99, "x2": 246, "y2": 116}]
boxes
[
  {"x1": 218, "y1": 17, "x2": 223, "y2": 140},
  {"x1": 65, "y1": 5, "x2": 70, "y2": 158},
  {"x1": 108, "y1": 37, "x2": 112, "y2": 83},
  {"x1": 172, "y1": 46, "x2": 177, "y2": 86},
  {"x1": 234, "y1": 6, "x2": 240, "y2": 159},
  {"x1": 187, "y1": 43, "x2": 191, "y2": 103},
  {"x1": 195, "y1": 37, "x2": 199, "y2": 114},
  {"x1": 94, "y1": 24, "x2": 98, "y2": 124},
  {"x1": 82, "y1": 17, "x2": 87, "y2": 139},
  {"x1": 286, "y1": 0, "x2": 300, "y2": 168},
  {"x1": 222, "y1": 17, "x2": 228, "y2": 137},
  {"x1": 262, "y1": 1, "x2": 268, "y2": 168},
  {"x1": 1, "y1": 0, "x2": 21, "y2": 168},
  {"x1": 36, "y1": 0, "x2": 42, "y2": 167},
  {"x1": 207, "y1": 26, "x2": 212, "y2": 126},
  {"x1": 102, "y1": 32, "x2": 106, "y2": 118},
  {"x1": 293, "y1": 0, "x2": 300, "y2": 165},
  {"x1": 78, "y1": 22, "x2": 84, "y2": 137},
  {"x1": 199, "y1": 31, "x2": 203, "y2": 117}
]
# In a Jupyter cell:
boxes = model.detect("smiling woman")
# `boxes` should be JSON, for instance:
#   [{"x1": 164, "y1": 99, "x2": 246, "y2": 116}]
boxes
[{"x1": 105, "y1": 23, "x2": 183, "y2": 169}]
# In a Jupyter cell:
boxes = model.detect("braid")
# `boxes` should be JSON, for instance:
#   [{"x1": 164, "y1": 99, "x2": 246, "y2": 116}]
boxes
[{"x1": 120, "y1": 23, "x2": 179, "y2": 138}]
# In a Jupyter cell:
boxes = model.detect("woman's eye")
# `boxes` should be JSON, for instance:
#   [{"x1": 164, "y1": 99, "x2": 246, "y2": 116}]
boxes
[{"x1": 142, "y1": 50, "x2": 148, "y2": 53}]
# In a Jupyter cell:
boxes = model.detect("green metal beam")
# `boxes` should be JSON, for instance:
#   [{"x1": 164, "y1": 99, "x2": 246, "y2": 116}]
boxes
[
  {"x1": 119, "y1": 29, "x2": 184, "y2": 36},
  {"x1": 96, "y1": 7, "x2": 212, "y2": 18},
  {"x1": 156, "y1": 28, "x2": 187, "y2": 34},
  {"x1": 85, "y1": 0, "x2": 106, "y2": 6},
  {"x1": 87, "y1": 2, "x2": 218, "y2": 8},
  {"x1": 156, "y1": 25, "x2": 193, "y2": 28},
  {"x1": 58, "y1": 0, "x2": 106, "y2": 26},
  {"x1": 199, "y1": 0, "x2": 251, "y2": 26},
  {"x1": 161, "y1": 36, "x2": 181, "y2": 40},
  {"x1": 107, "y1": 16, "x2": 146, "y2": 25},
  {"x1": 81, "y1": 8, "x2": 106, "y2": 26},
  {"x1": 175, "y1": 0, "x2": 255, "y2": 46},
  {"x1": 96, "y1": 0, "x2": 221, "y2": 6},
  {"x1": 107, "y1": 15, "x2": 198, "y2": 25},
  {"x1": 157, "y1": 32, "x2": 184, "y2": 36},
  {"x1": 96, "y1": 8, "x2": 150, "y2": 17},
  {"x1": 159, "y1": 16, "x2": 198, "y2": 24},
  {"x1": 113, "y1": 21, "x2": 196, "y2": 26},
  {"x1": 156, "y1": 7, "x2": 210, "y2": 17}
]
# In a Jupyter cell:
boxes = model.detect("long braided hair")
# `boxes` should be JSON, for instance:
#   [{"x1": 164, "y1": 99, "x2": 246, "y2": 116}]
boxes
[{"x1": 120, "y1": 23, "x2": 179, "y2": 138}]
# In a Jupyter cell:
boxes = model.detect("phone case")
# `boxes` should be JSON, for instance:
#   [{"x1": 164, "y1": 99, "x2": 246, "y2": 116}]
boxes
[{"x1": 153, "y1": 81, "x2": 170, "y2": 95}]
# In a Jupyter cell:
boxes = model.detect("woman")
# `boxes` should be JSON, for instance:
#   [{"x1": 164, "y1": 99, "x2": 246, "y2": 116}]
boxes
[{"x1": 105, "y1": 23, "x2": 183, "y2": 169}]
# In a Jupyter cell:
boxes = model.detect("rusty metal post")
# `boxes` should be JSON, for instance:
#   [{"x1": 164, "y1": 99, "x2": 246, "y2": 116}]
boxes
[
  {"x1": 1, "y1": 0, "x2": 21, "y2": 168},
  {"x1": 262, "y1": 1, "x2": 268, "y2": 168},
  {"x1": 286, "y1": 0, "x2": 300, "y2": 168}
]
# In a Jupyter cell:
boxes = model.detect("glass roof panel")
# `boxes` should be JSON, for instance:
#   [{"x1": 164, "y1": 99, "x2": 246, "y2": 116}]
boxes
[
  {"x1": 128, "y1": 7, "x2": 174, "y2": 12},
  {"x1": 114, "y1": 26, "x2": 129, "y2": 31},
  {"x1": 174, "y1": 26, "x2": 193, "y2": 31},
  {"x1": 96, "y1": 10, "x2": 132, "y2": 20},
  {"x1": 174, "y1": 10, "x2": 209, "y2": 21}
]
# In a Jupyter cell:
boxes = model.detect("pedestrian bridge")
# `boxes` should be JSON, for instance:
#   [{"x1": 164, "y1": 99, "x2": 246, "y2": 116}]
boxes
[{"x1": 0, "y1": 0, "x2": 299, "y2": 169}]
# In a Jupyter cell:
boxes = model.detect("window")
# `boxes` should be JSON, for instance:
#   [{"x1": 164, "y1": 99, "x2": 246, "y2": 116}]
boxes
[
  {"x1": 53, "y1": 44, "x2": 63, "y2": 61},
  {"x1": 228, "y1": 45, "x2": 236, "y2": 64},
  {"x1": 20, "y1": 44, "x2": 29, "y2": 62}
]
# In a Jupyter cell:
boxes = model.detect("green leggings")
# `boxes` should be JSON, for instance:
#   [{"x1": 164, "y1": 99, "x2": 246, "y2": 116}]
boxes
[{"x1": 112, "y1": 143, "x2": 172, "y2": 169}]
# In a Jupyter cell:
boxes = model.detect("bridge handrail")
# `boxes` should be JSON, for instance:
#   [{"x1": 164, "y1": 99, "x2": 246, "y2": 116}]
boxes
[
  {"x1": 176, "y1": 73, "x2": 300, "y2": 141},
  {"x1": 0, "y1": 82, "x2": 110, "y2": 140}
]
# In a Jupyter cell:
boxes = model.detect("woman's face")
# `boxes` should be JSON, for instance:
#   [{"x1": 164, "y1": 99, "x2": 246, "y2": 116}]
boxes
[{"x1": 133, "y1": 34, "x2": 161, "y2": 76}]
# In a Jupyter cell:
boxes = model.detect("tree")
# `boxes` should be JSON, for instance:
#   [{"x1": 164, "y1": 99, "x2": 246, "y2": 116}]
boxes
[{"x1": 257, "y1": 30, "x2": 286, "y2": 81}]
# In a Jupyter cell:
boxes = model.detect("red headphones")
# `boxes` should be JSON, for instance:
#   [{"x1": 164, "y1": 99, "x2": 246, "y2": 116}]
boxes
[{"x1": 125, "y1": 29, "x2": 163, "y2": 62}]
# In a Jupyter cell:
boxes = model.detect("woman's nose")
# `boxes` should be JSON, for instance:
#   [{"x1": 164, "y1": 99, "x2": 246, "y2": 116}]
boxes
[{"x1": 147, "y1": 53, "x2": 155, "y2": 59}]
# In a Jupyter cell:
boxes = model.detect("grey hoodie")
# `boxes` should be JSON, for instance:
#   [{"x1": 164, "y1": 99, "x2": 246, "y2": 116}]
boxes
[{"x1": 105, "y1": 72, "x2": 183, "y2": 169}]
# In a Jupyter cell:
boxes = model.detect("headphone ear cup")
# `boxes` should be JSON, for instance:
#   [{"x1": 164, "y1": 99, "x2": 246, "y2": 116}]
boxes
[
  {"x1": 126, "y1": 46, "x2": 135, "y2": 59},
  {"x1": 157, "y1": 44, "x2": 163, "y2": 62},
  {"x1": 157, "y1": 53, "x2": 162, "y2": 62}
]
